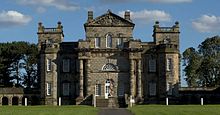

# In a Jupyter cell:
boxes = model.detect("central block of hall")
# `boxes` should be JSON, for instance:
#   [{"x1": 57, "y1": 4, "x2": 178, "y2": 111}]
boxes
[{"x1": 37, "y1": 10, "x2": 180, "y2": 107}]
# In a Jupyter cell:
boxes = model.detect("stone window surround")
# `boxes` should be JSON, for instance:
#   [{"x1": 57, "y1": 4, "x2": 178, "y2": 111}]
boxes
[
  {"x1": 106, "y1": 34, "x2": 112, "y2": 48},
  {"x1": 47, "y1": 59, "x2": 52, "y2": 72}
]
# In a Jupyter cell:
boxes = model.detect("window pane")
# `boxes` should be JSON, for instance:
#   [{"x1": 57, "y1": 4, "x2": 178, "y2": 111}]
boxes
[
  {"x1": 95, "y1": 84, "x2": 101, "y2": 96},
  {"x1": 106, "y1": 34, "x2": 112, "y2": 48},
  {"x1": 95, "y1": 38, "x2": 100, "y2": 48},
  {"x1": 46, "y1": 83, "x2": 51, "y2": 96},
  {"x1": 167, "y1": 83, "x2": 173, "y2": 95},
  {"x1": 149, "y1": 82, "x2": 156, "y2": 96},
  {"x1": 117, "y1": 38, "x2": 123, "y2": 48},
  {"x1": 148, "y1": 59, "x2": 156, "y2": 72},
  {"x1": 63, "y1": 83, "x2": 70, "y2": 96},
  {"x1": 63, "y1": 59, "x2": 70, "y2": 72},
  {"x1": 166, "y1": 58, "x2": 172, "y2": 71},
  {"x1": 47, "y1": 59, "x2": 52, "y2": 71}
]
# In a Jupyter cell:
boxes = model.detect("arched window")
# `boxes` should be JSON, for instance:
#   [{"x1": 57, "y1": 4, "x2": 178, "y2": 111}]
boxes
[
  {"x1": 102, "y1": 63, "x2": 117, "y2": 71},
  {"x1": 106, "y1": 34, "x2": 112, "y2": 48}
]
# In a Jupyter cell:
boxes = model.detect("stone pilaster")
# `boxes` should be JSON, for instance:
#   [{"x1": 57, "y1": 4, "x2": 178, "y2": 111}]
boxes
[
  {"x1": 9, "y1": 97, "x2": 12, "y2": 106},
  {"x1": 0, "y1": 97, "x2": 2, "y2": 106},
  {"x1": 86, "y1": 59, "x2": 91, "y2": 96},
  {"x1": 130, "y1": 59, "x2": 135, "y2": 97},
  {"x1": 79, "y1": 59, "x2": 84, "y2": 97},
  {"x1": 137, "y1": 60, "x2": 142, "y2": 98},
  {"x1": 18, "y1": 96, "x2": 22, "y2": 106}
]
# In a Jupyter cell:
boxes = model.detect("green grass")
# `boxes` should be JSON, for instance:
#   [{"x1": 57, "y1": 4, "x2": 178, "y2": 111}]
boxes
[
  {"x1": 129, "y1": 105, "x2": 220, "y2": 115},
  {"x1": 0, "y1": 105, "x2": 98, "y2": 115}
]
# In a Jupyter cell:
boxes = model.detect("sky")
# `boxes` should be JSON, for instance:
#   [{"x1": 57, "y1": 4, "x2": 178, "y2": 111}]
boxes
[{"x1": 0, "y1": 0, "x2": 220, "y2": 86}]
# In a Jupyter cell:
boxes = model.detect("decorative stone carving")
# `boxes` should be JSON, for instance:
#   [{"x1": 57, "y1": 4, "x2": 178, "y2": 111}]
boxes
[{"x1": 87, "y1": 13, "x2": 133, "y2": 26}]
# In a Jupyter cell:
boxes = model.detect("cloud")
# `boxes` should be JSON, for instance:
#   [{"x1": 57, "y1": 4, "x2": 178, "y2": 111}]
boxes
[
  {"x1": 36, "y1": 7, "x2": 46, "y2": 13},
  {"x1": 16, "y1": 0, "x2": 80, "y2": 11},
  {"x1": 119, "y1": 10, "x2": 171, "y2": 23},
  {"x1": 100, "y1": 0, "x2": 192, "y2": 3},
  {"x1": 147, "y1": 0, "x2": 192, "y2": 3},
  {"x1": 192, "y1": 15, "x2": 220, "y2": 33},
  {"x1": 0, "y1": 10, "x2": 32, "y2": 27}
]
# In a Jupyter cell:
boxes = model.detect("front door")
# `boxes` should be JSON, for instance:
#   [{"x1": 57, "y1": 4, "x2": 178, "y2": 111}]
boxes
[{"x1": 105, "y1": 79, "x2": 111, "y2": 99}]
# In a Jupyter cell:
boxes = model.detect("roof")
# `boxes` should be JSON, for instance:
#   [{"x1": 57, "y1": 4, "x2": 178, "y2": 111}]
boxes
[{"x1": 84, "y1": 10, "x2": 135, "y2": 27}]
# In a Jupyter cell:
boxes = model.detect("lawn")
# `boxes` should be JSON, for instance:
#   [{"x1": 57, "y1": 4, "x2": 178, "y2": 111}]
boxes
[
  {"x1": 0, "y1": 105, "x2": 98, "y2": 115},
  {"x1": 129, "y1": 105, "x2": 220, "y2": 115}
]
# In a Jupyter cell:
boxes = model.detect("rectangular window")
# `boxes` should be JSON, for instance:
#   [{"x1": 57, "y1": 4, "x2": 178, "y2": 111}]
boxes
[
  {"x1": 166, "y1": 58, "x2": 172, "y2": 71},
  {"x1": 63, "y1": 83, "x2": 70, "y2": 96},
  {"x1": 63, "y1": 59, "x2": 70, "y2": 72},
  {"x1": 95, "y1": 37, "x2": 101, "y2": 48},
  {"x1": 106, "y1": 35, "x2": 112, "y2": 48},
  {"x1": 46, "y1": 83, "x2": 52, "y2": 96},
  {"x1": 167, "y1": 83, "x2": 173, "y2": 95},
  {"x1": 117, "y1": 38, "x2": 123, "y2": 48},
  {"x1": 148, "y1": 59, "x2": 156, "y2": 72},
  {"x1": 149, "y1": 82, "x2": 156, "y2": 96},
  {"x1": 47, "y1": 59, "x2": 52, "y2": 71},
  {"x1": 118, "y1": 83, "x2": 124, "y2": 96},
  {"x1": 95, "y1": 84, "x2": 101, "y2": 96}
]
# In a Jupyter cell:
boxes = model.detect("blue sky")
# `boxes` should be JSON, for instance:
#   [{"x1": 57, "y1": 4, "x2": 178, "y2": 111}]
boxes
[{"x1": 0, "y1": 0, "x2": 220, "y2": 86}]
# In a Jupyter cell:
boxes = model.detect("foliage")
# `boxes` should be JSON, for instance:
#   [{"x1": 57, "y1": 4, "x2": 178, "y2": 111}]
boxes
[
  {"x1": 130, "y1": 105, "x2": 220, "y2": 115},
  {"x1": 0, "y1": 106, "x2": 98, "y2": 115},
  {"x1": 182, "y1": 36, "x2": 220, "y2": 87},
  {"x1": 0, "y1": 41, "x2": 38, "y2": 88}
]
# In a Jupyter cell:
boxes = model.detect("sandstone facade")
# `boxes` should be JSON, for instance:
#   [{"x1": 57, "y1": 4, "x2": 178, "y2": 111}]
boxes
[{"x1": 38, "y1": 10, "x2": 180, "y2": 106}]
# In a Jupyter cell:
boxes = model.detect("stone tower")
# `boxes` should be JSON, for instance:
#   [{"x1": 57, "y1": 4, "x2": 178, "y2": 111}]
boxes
[
  {"x1": 153, "y1": 21, "x2": 180, "y2": 101},
  {"x1": 37, "y1": 22, "x2": 64, "y2": 105}
]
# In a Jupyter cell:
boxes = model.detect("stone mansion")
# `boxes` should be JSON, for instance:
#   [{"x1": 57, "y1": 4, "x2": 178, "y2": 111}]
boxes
[{"x1": 37, "y1": 10, "x2": 180, "y2": 107}]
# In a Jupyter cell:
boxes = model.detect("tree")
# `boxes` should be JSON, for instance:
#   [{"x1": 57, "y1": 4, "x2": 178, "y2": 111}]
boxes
[
  {"x1": 183, "y1": 36, "x2": 220, "y2": 87},
  {"x1": 0, "y1": 42, "x2": 38, "y2": 88}
]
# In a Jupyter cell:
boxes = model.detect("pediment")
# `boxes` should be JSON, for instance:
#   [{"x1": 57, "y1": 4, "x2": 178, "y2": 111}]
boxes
[{"x1": 85, "y1": 11, "x2": 134, "y2": 27}]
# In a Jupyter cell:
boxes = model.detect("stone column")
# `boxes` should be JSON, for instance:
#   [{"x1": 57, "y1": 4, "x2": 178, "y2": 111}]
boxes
[
  {"x1": 86, "y1": 59, "x2": 91, "y2": 96},
  {"x1": 9, "y1": 97, "x2": 12, "y2": 106},
  {"x1": 18, "y1": 96, "x2": 22, "y2": 106},
  {"x1": 0, "y1": 97, "x2": 2, "y2": 106},
  {"x1": 130, "y1": 59, "x2": 135, "y2": 97},
  {"x1": 137, "y1": 60, "x2": 142, "y2": 98},
  {"x1": 79, "y1": 59, "x2": 84, "y2": 97}
]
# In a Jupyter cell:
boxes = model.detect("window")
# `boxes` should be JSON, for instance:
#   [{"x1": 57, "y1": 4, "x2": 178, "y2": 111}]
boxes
[
  {"x1": 102, "y1": 63, "x2": 117, "y2": 71},
  {"x1": 63, "y1": 59, "x2": 70, "y2": 72},
  {"x1": 46, "y1": 83, "x2": 52, "y2": 96},
  {"x1": 167, "y1": 83, "x2": 173, "y2": 95},
  {"x1": 149, "y1": 82, "x2": 156, "y2": 96},
  {"x1": 95, "y1": 37, "x2": 101, "y2": 48},
  {"x1": 117, "y1": 38, "x2": 123, "y2": 48},
  {"x1": 166, "y1": 58, "x2": 172, "y2": 71},
  {"x1": 63, "y1": 83, "x2": 70, "y2": 96},
  {"x1": 148, "y1": 59, "x2": 156, "y2": 72},
  {"x1": 106, "y1": 34, "x2": 112, "y2": 48},
  {"x1": 95, "y1": 84, "x2": 101, "y2": 96},
  {"x1": 118, "y1": 83, "x2": 124, "y2": 96},
  {"x1": 47, "y1": 59, "x2": 52, "y2": 71}
]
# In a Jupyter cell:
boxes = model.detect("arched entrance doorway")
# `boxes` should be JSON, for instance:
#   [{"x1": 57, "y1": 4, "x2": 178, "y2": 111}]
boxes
[
  {"x1": 2, "y1": 97, "x2": 8, "y2": 105},
  {"x1": 12, "y1": 97, "x2": 19, "y2": 105}
]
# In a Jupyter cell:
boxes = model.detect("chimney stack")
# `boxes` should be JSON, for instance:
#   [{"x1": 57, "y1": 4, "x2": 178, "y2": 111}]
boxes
[
  {"x1": 87, "y1": 11, "x2": 93, "y2": 22},
  {"x1": 124, "y1": 11, "x2": 131, "y2": 21}
]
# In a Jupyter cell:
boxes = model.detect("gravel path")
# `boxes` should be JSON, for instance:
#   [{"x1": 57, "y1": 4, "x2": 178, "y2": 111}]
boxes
[{"x1": 98, "y1": 108, "x2": 133, "y2": 115}]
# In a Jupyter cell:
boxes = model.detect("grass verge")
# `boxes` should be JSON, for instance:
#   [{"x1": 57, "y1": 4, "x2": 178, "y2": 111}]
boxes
[
  {"x1": 0, "y1": 105, "x2": 98, "y2": 115},
  {"x1": 129, "y1": 105, "x2": 220, "y2": 115}
]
